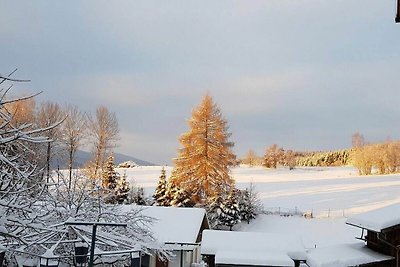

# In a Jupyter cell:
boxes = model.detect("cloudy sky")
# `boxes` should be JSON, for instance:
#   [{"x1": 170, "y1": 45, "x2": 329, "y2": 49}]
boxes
[{"x1": 1, "y1": 1, "x2": 400, "y2": 164}]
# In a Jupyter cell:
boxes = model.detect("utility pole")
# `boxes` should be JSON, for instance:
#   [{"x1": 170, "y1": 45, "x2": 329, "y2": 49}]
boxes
[
  {"x1": 396, "y1": 0, "x2": 400, "y2": 23},
  {"x1": 65, "y1": 221, "x2": 127, "y2": 267}
]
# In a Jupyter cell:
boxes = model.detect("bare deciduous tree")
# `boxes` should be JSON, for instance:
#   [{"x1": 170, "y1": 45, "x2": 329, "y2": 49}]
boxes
[
  {"x1": 87, "y1": 106, "x2": 119, "y2": 180},
  {"x1": 283, "y1": 149, "x2": 296, "y2": 170},
  {"x1": 62, "y1": 104, "x2": 87, "y2": 190},
  {"x1": 4, "y1": 97, "x2": 36, "y2": 128},
  {"x1": 263, "y1": 144, "x2": 284, "y2": 169},
  {"x1": 0, "y1": 71, "x2": 50, "y2": 245},
  {"x1": 242, "y1": 149, "x2": 260, "y2": 167},
  {"x1": 352, "y1": 132, "x2": 365, "y2": 149},
  {"x1": 36, "y1": 101, "x2": 65, "y2": 182}
]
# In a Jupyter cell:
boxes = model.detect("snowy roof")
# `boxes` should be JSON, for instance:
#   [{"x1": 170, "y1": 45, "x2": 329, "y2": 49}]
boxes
[
  {"x1": 216, "y1": 251, "x2": 294, "y2": 267},
  {"x1": 122, "y1": 206, "x2": 207, "y2": 244},
  {"x1": 306, "y1": 243, "x2": 393, "y2": 267},
  {"x1": 346, "y1": 204, "x2": 400, "y2": 232},
  {"x1": 201, "y1": 230, "x2": 306, "y2": 262}
]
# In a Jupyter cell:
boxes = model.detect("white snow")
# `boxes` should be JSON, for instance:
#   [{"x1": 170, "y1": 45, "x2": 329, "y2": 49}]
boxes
[
  {"x1": 114, "y1": 165, "x2": 400, "y2": 250},
  {"x1": 15, "y1": 255, "x2": 38, "y2": 267},
  {"x1": 122, "y1": 205, "x2": 206, "y2": 244},
  {"x1": 118, "y1": 166, "x2": 400, "y2": 218},
  {"x1": 346, "y1": 203, "x2": 400, "y2": 232},
  {"x1": 201, "y1": 230, "x2": 306, "y2": 261},
  {"x1": 240, "y1": 215, "x2": 359, "y2": 249},
  {"x1": 306, "y1": 243, "x2": 393, "y2": 267},
  {"x1": 215, "y1": 251, "x2": 294, "y2": 267},
  {"x1": 56, "y1": 165, "x2": 400, "y2": 266}
]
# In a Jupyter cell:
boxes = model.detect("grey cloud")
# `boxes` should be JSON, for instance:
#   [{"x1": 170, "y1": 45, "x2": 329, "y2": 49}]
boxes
[{"x1": 1, "y1": 0, "x2": 399, "y2": 163}]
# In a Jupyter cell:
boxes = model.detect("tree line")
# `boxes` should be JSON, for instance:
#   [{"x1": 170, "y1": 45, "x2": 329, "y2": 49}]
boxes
[
  {"x1": 5, "y1": 97, "x2": 120, "y2": 180},
  {"x1": 239, "y1": 133, "x2": 400, "y2": 176},
  {"x1": 351, "y1": 133, "x2": 400, "y2": 175}
]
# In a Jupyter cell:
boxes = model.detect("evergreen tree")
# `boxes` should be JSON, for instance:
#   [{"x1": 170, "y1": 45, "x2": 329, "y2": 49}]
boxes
[
  {"x1": 158, "y1": 180, "x2": 178, "y2": 206},
  {"x1": 102, "y1": 154, "x2": 119, "y2": 203},
  {"x1": 115, "y1": 171, "x2": 130, "y2": 204},
  {"x1": 102, "y1": 154, "x2": 119, "y2": 190},
  {"x1": 153, "y1": 168, "x2": 167, "y2": 205},
  {"x1": 171, "y1": 93, "x2": 236, "y2": 203},
  {"x1": 219, "y1": 190, "x2": 241, "y2": 231},
  {"x1": 206, "y1": 195, "x2": 225, "y2": 229},
  {"x1": 170, "y1": 186, "x2": 195, "y2": 207},
  {"x1": 237, "y1": 189, "x2": 257, "y2": 224},
  {"x1": 132, "y1": 187, "x2": 146, "y2": 205}
]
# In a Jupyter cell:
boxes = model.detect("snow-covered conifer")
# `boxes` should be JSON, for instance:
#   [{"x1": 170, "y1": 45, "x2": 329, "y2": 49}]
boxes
[
  {"x1": 115, "y1": 171, "x2": 130, "y2": 204},
  {"x1": 170, "y1": 186, "x2": 194, "y2": 207},
  {"x1": 102, "y1": 154, "x2": 119, "y2": 191},
  {"x1": 237, "y1": 189, "x2": 256, "y2": 224},
  {"x1": 158, "y1": 180, "x2": 178, "y2": 206},
  {"x1": 153, "y1": 168, "x2": 167, "y2": 205},
  {"x1": 205, "y1": 195, "x2": 225, "y2": 229},
  {"x1": 219, "y1": 190, "x2": 241, "y2": 231},
  {"x1": 132, "y1": 187, "x2": 146, "y2": 205}
]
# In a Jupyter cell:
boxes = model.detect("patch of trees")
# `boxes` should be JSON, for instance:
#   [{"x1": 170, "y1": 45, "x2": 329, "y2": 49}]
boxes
[
  {"x1": 260, "y1": 143, "x2": 352, "y2": 169},
  {"x1": 153, "y1": 94, "x2": 261, "y2": 230},
  {"x1": 296, "y1": 149, "x2": 352, "y2": 167},
  {"x1": 349, "y1": 133, "x2": 400, "y2": 175},
  {"x1": 4, "y1": 96, "x2": 120, "y2": 177},
  {"x1": 0, "y1": 71, "x2": 161, "y2": 266},
  {"x1": 153, "y1": 168, "x2": 261, "y2": 230},
  {"x1": 262, "y1": 144, "x2": 296, "y2": 169},
  {"x1": 240, "y1": 149, "x2": 263, "y2": 167},
  {"x1": 352, "y1": 141, "x2": 400, "y2": 175}
]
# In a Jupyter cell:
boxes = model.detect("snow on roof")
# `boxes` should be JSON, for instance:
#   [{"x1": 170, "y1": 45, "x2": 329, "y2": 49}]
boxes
[
  {"x1": 306, "y1": 243, "x2": 393, "y2": 267},
  {"x1": 216, "y1": 251, "x2": 294, "y2": 267},
  {"x1": 346, "y1": 203, "x2": 400, "y2": 232},
  {"x1": 201, "y1": 230, "x2": 306, "y2": 261},
  {"x1": 123, "y1": 205, "x2": 206, "y2": 244}
]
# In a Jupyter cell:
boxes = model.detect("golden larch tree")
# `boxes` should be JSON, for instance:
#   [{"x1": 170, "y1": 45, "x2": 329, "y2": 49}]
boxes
[{"x1": 171, "y1": 94, "x2": 236, "y2": 203}]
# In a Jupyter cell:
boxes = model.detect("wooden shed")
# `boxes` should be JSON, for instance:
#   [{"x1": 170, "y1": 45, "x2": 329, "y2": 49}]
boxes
[
  {"x1": 200, "y1": 230, "x2": 306, "y2": 267},
  {"x1": 346, "y1": 204, "x2": 400, "y2": 267},
  {"x1": 124, "y1": 206, "x2": 209, "y2": 267}
]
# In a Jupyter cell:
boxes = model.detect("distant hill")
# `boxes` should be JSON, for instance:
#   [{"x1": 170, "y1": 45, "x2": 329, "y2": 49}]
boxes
[{"x1": 53, "y1": 150, "x2": 156, "y2": 168}]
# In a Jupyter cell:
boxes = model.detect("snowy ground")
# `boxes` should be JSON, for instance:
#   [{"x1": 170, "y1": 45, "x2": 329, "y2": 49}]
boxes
[
  {"x1": 118, "y1": 165, "x2": 400, "y2": 249},
  {"x1": 121, "y1": 165, "x2": 400, "y2": 218}
]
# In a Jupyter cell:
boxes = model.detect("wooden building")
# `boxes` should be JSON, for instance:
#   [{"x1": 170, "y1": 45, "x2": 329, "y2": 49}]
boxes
[
  {"x1": 346, "y1": 204, "x2": 400, "y2": 267},
  {"x1": 306, "y1": 243, "x2": 393, "y2": 267},
  {"x1": 126, "y1": 206, "x2": 209, "y2": 267},
  {"x1": 200, "y1": 230, "x2": 306, "y2": 267}
]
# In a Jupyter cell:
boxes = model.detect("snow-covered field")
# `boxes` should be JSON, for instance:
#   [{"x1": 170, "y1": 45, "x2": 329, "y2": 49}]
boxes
[
  {"x1": 121, "y1": 165, "x2": 400, "y2": 218},
  {"x1": 119, "y1": 165, "x2": 400, "y2": 249}
]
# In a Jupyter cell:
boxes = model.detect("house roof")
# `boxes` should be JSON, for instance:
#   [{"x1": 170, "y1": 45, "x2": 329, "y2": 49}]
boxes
[
  {"x1": 346, "y1": 204, "x2": 400, "y2": 232},
  {"x1": 122, "y1": 205, "x2": 207, "y2": 244},
  {"x1": 215, "y1": 251, "x2": 294, "y2": 267},
  {"x1": 306, "y1": 243, "x2": 393, "y2": 267},
  {"x1": 201, "y1": 230, "x2": 306, "y2": 262}
]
